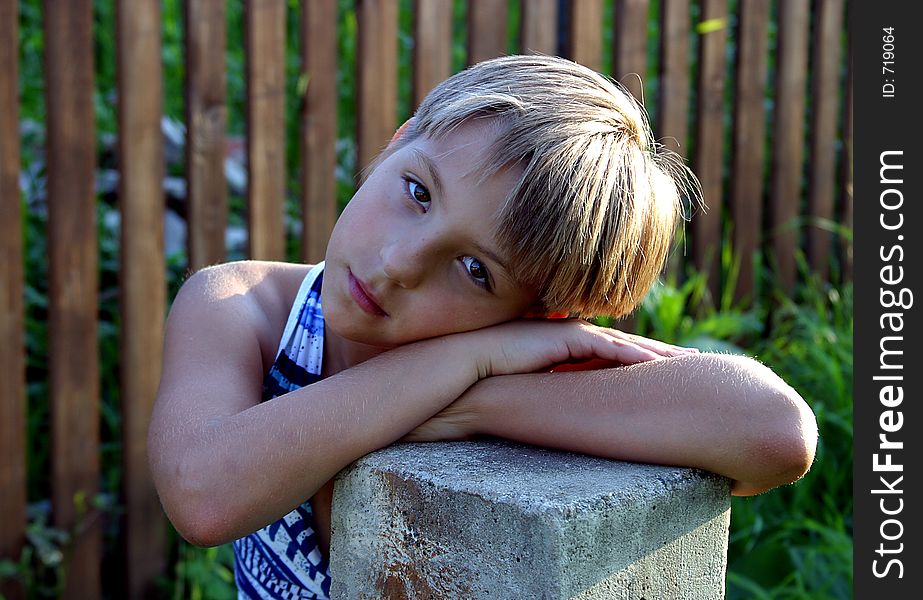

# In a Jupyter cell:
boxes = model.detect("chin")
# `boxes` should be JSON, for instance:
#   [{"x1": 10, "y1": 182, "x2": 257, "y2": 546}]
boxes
[{"x1": 324, "y1": 311, "x2": 398, "y2": 350}]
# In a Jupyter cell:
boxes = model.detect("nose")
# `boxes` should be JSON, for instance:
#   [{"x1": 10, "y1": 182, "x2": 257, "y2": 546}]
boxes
[{"x1": 380, "y1": 235, "x2": 437, "y2": 288}]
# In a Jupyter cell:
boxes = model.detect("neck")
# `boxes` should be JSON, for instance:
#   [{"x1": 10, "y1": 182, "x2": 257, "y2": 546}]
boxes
[{"x1": 321, "y1": 325, "x2": 389, "y2": 378}]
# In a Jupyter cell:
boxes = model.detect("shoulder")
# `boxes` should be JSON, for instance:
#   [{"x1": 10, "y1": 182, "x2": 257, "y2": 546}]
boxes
[
  {"x1": 178, "y1": 260, "x2": 313, "y2": 312},
  {"x1": 170, "y1": 260, "x2": 316, "y2": 366}
]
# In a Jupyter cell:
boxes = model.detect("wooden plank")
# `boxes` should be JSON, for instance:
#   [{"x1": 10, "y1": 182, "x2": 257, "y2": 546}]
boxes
[
  {"x1": 357, "y1": 0, "x2": 398, "y2": 182},
  {"x1": 185, "y1": 0, "x2": 228, "y2": 270},
  {"x1": 656, "y1": 0, "x2": 690, "y2": 281},
  {"x1": 568, "y1": 0, "x2": 603, "y2": 72},
  {"x1": 467, "y1": 0, "x2": 508, "y2": 66},
  {"x1": 729, "y1": 0, "x2": 770, "y2": 303},
  {"x1": 806, "y1": 0, "x2": 844, "y2": 281},
  {"x1": 613, "y1": 0, "x2": 649, "y2": 101},
  {"x1": 656, "y1": 0, "x2": 690, "y2": 157},
  {"x1": 301, "y1": 0, "x2": 339, "y2": 263},
  {"x1": 691, "y1": 0, "x2": 727, "y2": 303},
  {"x1": 44, "y1": 1, "x2": 101, "y2": 598},
  {"x1": 246, "y1": 0, "x2": 287, "y2": 261},
  {"x1": 840, "y1": 26, "x2": 852, "y2": 282},
  {"x1": 413, "y1": 0, "x2": 452, "y2": 109},
  {"x1": 115, "y1": 1, "x2": 167, "y2": 597},
  {"x1": 769, "y1": 0, "x2": 810, "y2": 292},
  {"x1": 520, "y1": 0, "x2": 558, "y2": 55},
  {"x1": 0, "y1": 1, "x2": 26, "y2": 598}
]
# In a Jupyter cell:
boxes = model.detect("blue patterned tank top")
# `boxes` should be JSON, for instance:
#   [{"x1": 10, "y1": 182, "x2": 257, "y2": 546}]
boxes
[{"x1": 233, "y1": 262, "x2": 332, "y2": 599}]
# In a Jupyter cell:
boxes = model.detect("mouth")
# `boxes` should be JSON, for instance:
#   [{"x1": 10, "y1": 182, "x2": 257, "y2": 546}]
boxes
[{"x1": 348, "y1": 270, "x2": 388, "y2": 316}]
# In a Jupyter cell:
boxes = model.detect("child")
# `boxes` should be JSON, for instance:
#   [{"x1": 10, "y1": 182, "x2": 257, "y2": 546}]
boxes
[{"x1": 148, "y1": 55, "x2": 817, "y2": 599}]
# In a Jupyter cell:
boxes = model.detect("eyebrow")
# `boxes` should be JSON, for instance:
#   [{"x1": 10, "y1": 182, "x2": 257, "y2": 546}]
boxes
[
  {"x1": 472, "y1": 241, "x2": 513, "y2": 285},
  {"x1": 410, "y1": 148, "x2": 515, "y2": 286},
  {"x1": 410, "y1": 148, "x2": 444, "y2": 199}
]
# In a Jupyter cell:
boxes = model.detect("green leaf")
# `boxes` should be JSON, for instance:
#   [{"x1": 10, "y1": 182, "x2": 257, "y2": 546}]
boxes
[{"x1": 696, "y1": 18, "x2": 727, "y2": 35}]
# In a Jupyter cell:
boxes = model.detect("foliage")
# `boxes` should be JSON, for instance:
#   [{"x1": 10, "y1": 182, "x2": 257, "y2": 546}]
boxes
[
  {"x1": 632, "y1": 256, "x2": 854, "y2": 599},
  {"x1": 0, "y1": 505, "x2": 69, "y2": 599},
  {"x1": 161, "y1": 541, "x2": 236, "y2": 600},
  {"x1": 725, "y1": 270, "x2": 853, "y2": 599}
]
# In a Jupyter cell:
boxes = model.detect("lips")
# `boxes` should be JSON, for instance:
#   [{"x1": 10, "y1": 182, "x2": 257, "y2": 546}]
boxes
[{"x1": 348, "y1": 270, "x2": 388, "y2": 316}]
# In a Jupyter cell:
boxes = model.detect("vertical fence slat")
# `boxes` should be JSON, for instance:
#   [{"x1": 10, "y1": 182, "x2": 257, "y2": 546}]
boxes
[
  {"x1": 613, "y1": 0, "x2": 649, "y2": 101},
  {"x1": 657, "y1": 0, "x2": 691, "y2": 283},
  {"x1": 657, "y1": 0, "x2": 690, "y2": 158},
  {"x1": 520, "y1": 0, "x2": 558, "y2": 55},
  {"x1": 840, "y1": 28, "x2": 853, "y2": 282},
  {"x1": 357, "y1": 0, "x2": 398, "y2": 180},
  {"x1": 729, "y1": 0, "x2": 770, "y2": 302},
  {"x1": 807, "y1": 0, "x2": 844, "y2": 281},
  {"x1": 116, "y1": 1, "x2": 167, "y2": 597},
  {"x1": 44, "y1": 1, "x2": 101, "y2": 598},
  {"x1": 301, "y1": 0, "x2": 338, "y2": 263},
  {"x1": 413, "y1": 0, "x2": 453, "y2": 109},
  {"x1": 0, "y1": 1, "x2": 26, "y2": 598},
  {"x1": 467, "y1": 0, "x2": 508, "y2": 65},
  {"x1": 247, "y1": 0, "x2": 287, "y2": 261},
  {"x1": 568, "y1": 0, "x2": 603, "y2": 72},
  {"x1": 769, "y1": 0, "x2": 810, "y2": 292},
  {"x1": 186, "y1": 0, "x2": 228, "y2": 270},
  {"x1": 691, "y1": 0, "x2": 728, "y2": 302}
]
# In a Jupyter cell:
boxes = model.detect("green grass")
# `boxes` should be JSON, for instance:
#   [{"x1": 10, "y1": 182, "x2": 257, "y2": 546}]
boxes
[
  {"x1": 725, "y1": 276, "x2": 853, "y2": 599},
  {"x1": 632, "y1": 258, "x2": 854, "y2": 599}
]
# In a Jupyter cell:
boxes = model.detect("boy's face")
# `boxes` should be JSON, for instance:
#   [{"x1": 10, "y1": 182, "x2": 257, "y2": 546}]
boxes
[{"x1": 323, "y1": 120, "x2": 539, "y2": 349}]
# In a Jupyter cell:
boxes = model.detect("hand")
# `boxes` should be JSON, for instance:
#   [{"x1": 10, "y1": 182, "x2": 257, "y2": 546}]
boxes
[
  {"x1": 548, "y1": 330, "x2": 698, "y2": 372},
  {"x1": 467, "y1": 319, "x2": 697, "y2": 378}
]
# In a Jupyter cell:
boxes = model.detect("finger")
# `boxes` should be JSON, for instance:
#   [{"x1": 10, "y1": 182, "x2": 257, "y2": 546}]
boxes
[
  {"x1": 595, "y1": 336, "x2": 665, "y2": 364},
  {"x1": 549, "y1": 357, "x2": 627, "y2": 372},
  {"x1": 557, "y1": 324, "x2": 654, "y2": 364},
  {"x1": 607, "y1": 330, "x2": 698, "y2": 355}
]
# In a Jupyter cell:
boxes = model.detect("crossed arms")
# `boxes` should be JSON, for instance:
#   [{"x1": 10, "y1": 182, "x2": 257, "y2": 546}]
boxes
[{"x1": 148, "y1": 261, "x2": 817, "y2": 547}]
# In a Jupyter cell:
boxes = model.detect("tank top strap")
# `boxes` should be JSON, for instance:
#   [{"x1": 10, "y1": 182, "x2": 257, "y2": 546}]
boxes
[{"x1": 261, "y1": 262, "x2": 326, "y2": 401}]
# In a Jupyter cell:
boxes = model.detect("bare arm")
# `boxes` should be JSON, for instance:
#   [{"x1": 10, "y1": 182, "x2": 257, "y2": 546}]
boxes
[
  {"x1": 148, "y1": 264, "x2": 672, "y2": 547},
  {"x1": 150, "y1": 263, "x2": 483, "y2": 547},
  {"x1": 408, "y1": 353, "x2": 818, "y2": 496}
]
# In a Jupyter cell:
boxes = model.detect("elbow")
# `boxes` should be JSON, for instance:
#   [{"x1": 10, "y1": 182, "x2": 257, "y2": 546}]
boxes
[
  {"x1": 148, "y1": 430, "x2": 240, "y2": 548},
  {"x1": 157, "y1": 478, "x2": 241, "y2": 548},
  {"x1": 724, "y1": 356, "x2": 818, "y2": 496},
  {"x1": 787, "y1": 388, "x2": 819, "y2": 481},
  {"x1": 768, "y1": 371, "x2": 818, "y2": 483},
  {"x1": 734, "y1": 386, "x2": 818, "y2": 496},
  {"x1": 160, "y1": 479, "x2": 236, "y2": 547},
  {"x1": 151, "y1": 472, "x2": 239, "y2": 548},
  {"x1": 174, "y1": 510, "x2": 236, "y2": 549}
]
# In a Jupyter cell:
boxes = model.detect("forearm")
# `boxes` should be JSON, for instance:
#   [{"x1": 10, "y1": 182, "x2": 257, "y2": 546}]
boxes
[
  {"x1": 463, "y1": 353, "x2": 817, "y2": 496},
  {"x1": 152, "y1": 311, "x2": 731, "y2": 545},
  {"x1": 151, "y1": 333, "x2": 483, "y2": 546}
]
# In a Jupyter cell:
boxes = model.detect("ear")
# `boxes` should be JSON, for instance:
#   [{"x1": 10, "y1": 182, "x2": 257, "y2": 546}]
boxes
[{"x1": 387, "y1": 117, "x2": 415, "y2": 149}]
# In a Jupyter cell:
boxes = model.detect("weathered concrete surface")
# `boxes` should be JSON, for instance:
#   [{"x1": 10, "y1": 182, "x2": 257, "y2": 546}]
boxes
[{"x1": 329, "y1": 441, "x2": 731, "y2": 599}]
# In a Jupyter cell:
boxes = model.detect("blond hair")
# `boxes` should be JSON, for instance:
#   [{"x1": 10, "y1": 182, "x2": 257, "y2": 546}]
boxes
[{"x1": 388, "y1": 54, "x2": 699, "y2": 318}]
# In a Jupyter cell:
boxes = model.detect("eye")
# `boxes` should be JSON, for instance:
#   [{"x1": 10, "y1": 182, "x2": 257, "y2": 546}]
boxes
[
  {"x1": 404, "y1": 177, "x2": 431, "y2": 210},
  {"x1": 460, "y1": 256, "x2": 491, "y2": 290}
]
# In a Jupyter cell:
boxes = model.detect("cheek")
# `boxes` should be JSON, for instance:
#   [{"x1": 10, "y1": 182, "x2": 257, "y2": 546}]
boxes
[
  {"x1": 329, "y1": 197, "x2": 380, "y2": 250},
  {"x1": 406, "y1": 296, "x2": 517, "y2": 336}
]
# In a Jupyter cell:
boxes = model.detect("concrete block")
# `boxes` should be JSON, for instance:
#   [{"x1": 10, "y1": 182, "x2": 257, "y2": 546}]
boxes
[{"x1": 329, "y1": 441, "x2": 731, "y2": 599}]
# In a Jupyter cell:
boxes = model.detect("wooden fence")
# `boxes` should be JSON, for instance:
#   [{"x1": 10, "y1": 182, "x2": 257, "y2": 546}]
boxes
[{"x1": 0, "y1": 1, "x2": 850, "y2": 598}]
